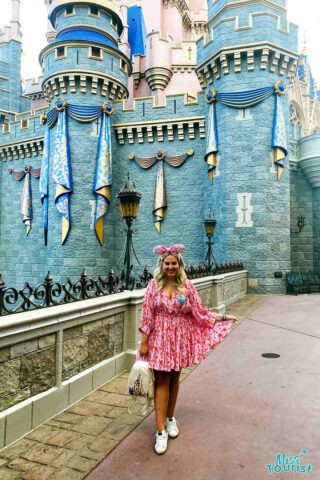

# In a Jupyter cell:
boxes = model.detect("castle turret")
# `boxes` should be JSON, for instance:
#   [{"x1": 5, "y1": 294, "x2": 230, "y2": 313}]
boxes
[
  {"x1": 0, "y1": 0, "x2": 29, "y2": 114},
  {"x1": 10, "y1": 0, "x2": 22, "y2": 41},
  {"x1": 197, "y1": 0, "x2": 298, "y2": 294},
  {"x1": 38, "y1": 0, "x2": 132, "y2": 279}
]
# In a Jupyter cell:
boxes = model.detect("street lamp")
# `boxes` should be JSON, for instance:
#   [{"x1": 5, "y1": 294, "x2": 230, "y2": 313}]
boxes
[
  {"x1": 116, "y1": 173, "x2": 142, "y2": 290},
  {"x1": 204, "y1": 212, "x2": 217, "y2": 272}
]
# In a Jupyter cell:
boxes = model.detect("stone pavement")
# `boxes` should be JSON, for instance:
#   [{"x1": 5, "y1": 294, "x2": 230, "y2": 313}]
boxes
[
  {"x1": 0, "y1": 295, "x2": 267, "y2": 480},
  {"x1": 87, "y1": 294, "x2": 320, "y2": 480}
]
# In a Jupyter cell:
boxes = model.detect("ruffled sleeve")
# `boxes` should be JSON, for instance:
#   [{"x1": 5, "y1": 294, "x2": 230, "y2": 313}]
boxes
[
  {"x1": 187, "y1": 279, "x2": 217, "y2": 328},
  {"x1": 138, "y1": 279, "x2": 155, "y2": 336},
  {"x1": 187, "y1": 279, "x2": 235, "y2": 350}
]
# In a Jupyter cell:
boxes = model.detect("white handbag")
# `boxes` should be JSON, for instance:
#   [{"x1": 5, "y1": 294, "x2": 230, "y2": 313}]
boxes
[{"x1": 127, "y1": 360, "x2": 155, "y2": 415}]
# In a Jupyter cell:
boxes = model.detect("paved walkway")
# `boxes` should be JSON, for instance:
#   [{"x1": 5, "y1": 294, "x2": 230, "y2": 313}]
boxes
[
  {"x1": 1, "y1": 294, "x2": 319, "y2": 479},
  {"x1": 87, "y1": 294, "x2": 320, "y2": 480}
]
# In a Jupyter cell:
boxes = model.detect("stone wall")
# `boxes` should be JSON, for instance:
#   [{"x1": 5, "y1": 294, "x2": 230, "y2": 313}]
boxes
[
  {"x1": 0, "y1": 334, "x2": 56, "y2": 412},
  {"x1": 62, "y1": 314, "x2": 124, "y2": 381},
  {"x1": 0, "y1": 313, "x2": 124, "y2": 413},
  {"x1": 290, "y1": 168, "x2": 314, "y2": 272}
]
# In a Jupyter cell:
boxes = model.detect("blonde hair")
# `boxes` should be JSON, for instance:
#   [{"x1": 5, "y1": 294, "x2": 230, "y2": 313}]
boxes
[{"x1": 153, "y1": 252, "x2": 187, "y2": 293}]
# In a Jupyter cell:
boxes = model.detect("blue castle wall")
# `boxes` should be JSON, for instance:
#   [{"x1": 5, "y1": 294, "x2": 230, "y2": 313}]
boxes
[{"x1": 0, "y1": 0, "x2": 318, "y2": 294}]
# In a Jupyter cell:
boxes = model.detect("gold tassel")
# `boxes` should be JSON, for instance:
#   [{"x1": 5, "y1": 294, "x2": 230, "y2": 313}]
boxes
[
  {"x1": 95, "y1": 186, "x2": 110, "y2": 245},
  {"x1": 274, "y1": 148, "x2": 285, "y2": 182},
  {"x1": 154, "y1": 207, "x2": 164, "y2": 233},
  {"x1": 206, "y1": 153, "x2": 216, "y2": 185}
]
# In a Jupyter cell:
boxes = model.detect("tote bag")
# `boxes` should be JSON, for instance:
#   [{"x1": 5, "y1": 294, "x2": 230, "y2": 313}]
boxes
[{"x1": 127, "y1": 360, "x2": 155, "y2": 415}]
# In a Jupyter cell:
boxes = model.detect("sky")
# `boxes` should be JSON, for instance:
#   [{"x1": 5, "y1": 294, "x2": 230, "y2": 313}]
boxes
[{"x1": 0, "y1": 0, "x2": 319, "y2": 83}]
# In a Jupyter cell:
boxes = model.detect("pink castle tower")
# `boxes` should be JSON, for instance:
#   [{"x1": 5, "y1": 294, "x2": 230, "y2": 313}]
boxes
[{"x1": 118, "y1": 0, "x2": 207, "y2": 106}]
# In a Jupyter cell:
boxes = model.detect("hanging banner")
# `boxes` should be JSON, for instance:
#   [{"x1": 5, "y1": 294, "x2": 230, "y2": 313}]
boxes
[
  {"x1": 272, "y1": 81, "x2": 288, "y2": 181},
  {"x1": 205, "y1": 81, "x2": 287, "y2": 183},
  {"x1": 205, "y1": 90, "x2": 218, "y2": 184},
  {"x1": 8, "y1": 165, "x2": 41, "y2": 235},
  {"x1": 129, "y1": 150, "x2": 193, "y2": 233},
  {"x1": 52, "y1": 99, "x2": 72, "y2": 245},
  {"x1": 40, "y1": 127, "x2": 50, "y2": 245},
  {"x1": 93, "y1": 102, "x2": 114, "y2": 245}
]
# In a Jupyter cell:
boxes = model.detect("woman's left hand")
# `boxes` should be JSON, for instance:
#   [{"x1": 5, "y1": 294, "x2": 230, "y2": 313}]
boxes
[{"x1": 227, "y1": 315, "x2": 237, "y2": 322}]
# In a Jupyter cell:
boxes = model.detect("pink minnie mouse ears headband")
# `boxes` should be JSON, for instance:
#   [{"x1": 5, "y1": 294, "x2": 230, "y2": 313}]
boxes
[{"x1": 153, "y1": 244, "x2": 185, "y2": 256}]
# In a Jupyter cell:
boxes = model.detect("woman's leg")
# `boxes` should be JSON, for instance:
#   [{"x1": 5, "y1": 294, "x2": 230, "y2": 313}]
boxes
[
  {"x1": 154, "y1": 370, "x2": 171, "y2": 431},
  {"x1": 166, "y1": 369, "x2": 181, "y2": 418}
]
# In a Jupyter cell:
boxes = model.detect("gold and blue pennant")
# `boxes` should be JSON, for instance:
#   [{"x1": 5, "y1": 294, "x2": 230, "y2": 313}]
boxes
[
  {"x1": 52, "y1": 98, "x2": 72, "y2": 245},
  {"x1": 46, "y1": 98, "x2": 114, "y2": 245},
  {"x1": 93, "y1": 102, "x2": 114, "y2": 245},
  {"x1": 272, "y1": 80, "x2": 288, "y2": 181},
  {"x1": 8, "y1": 165, "x2": 41, "y2": 235},
  {"x1": 205, "y1": 89, "x2": 218, "y2": 184},
  {"x1": 205, "y1": 82, "x2": 287, "y2": 183},
  {"x1": 40, "y1": 126, "x2": 50, "y2": 245},
  {"x1": 129, "y1": 149, "x2": 193, "y2": 233}
]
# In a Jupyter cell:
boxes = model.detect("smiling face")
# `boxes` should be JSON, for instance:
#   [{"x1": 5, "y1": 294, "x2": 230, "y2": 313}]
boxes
[{"x1": 163, "y1": 254, "x2": 179, "y2": 279}]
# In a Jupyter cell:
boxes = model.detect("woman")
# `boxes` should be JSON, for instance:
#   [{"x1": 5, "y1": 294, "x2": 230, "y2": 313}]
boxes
[{"x1": 135, "y1": 243, "x2": 237, "y2": 455}]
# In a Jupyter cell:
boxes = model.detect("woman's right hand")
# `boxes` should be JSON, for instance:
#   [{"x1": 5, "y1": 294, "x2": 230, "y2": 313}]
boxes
[{"x1": 140, "y1": 342, "x2": 149, "y2": 358}]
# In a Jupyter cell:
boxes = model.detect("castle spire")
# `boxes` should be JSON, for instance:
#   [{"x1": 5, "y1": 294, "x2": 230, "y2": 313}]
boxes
[{"x1": 10, "y1": 0, "x2": 22, "y2": 41}]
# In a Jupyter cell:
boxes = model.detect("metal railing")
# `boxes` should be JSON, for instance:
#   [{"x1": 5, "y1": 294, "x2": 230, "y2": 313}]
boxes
[{"x1": 0, "y1": 262, "x2": 244, "y2": 316}]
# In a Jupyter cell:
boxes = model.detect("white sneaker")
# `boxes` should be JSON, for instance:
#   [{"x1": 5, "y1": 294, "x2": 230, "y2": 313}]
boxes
[
  {"x1": 165, "y1": 417, "x2": 179, "y2": 438},
  {"x1": 154, "y1": 429, "x2": 168, "y2": 454}
]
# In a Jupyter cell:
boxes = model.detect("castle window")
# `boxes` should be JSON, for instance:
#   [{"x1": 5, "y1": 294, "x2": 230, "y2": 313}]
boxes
[
  {"x1": 89, "y1": 46, "x2": 103, "y2": 60},
  {"x1": 89, "y1": 6, "x2": 100, "y2": 17},
  {"x1": 65, "y1": 6, "x2": 75, "y2": 16},
  {"x1": 120, "y1": 59, "x2": 127, "y2": 73},
  {"x1": 2, "y1": 123, "x2": 10, "y2": 134},
  {"x1": 21, "y1": 119, "x2": 29, "y2": 130},
  {"x1": 111, "y1": 16, "x2": 117, "y2": 31},
  {"x1": 56, "y1": 46, "x2": 67, "y2": 59}
]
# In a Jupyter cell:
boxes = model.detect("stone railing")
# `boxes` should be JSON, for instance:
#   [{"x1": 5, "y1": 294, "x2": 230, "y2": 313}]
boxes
[{"x1": 0, "y1": 270, "x2": 247, "y2": 449}]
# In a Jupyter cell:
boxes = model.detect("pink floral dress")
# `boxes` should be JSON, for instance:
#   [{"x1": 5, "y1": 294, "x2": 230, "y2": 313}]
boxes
[{"x1": 135, "y1": 278, "x2": 235, "y2": 372}]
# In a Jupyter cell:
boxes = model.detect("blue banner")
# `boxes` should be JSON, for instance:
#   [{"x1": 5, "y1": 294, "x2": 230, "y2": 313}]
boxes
[
  {"x1": 52, "y1": 109, "x2": 72, "y2": 245},
  {"x1": 40, "y1": 127, "x2": 50, "y2": 245},
  {"x1": 93, "y1": 112, "x2": 113, "y2": 245}
]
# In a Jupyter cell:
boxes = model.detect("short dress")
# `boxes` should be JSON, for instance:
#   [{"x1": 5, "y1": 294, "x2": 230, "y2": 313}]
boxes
[{"x1": 135, "y1": 278, "x2": 235, "y2": 372}]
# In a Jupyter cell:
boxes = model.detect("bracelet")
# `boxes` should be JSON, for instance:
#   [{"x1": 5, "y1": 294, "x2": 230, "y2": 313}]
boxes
[{"x1": 222, "y1": 315, "x2": 227, "y2": 321}]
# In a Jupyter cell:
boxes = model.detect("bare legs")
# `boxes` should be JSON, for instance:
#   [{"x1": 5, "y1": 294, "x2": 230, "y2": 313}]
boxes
[{"x1": 154, "y1": 369, "x2": 181, "y2": 431}]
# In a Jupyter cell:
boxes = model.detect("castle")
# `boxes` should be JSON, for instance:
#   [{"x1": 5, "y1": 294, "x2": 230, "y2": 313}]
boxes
[{"x1": 0, "y1": 0, "x2": 319, "y2": 294}]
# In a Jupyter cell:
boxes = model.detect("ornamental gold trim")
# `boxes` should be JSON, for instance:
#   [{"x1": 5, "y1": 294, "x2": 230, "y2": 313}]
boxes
[
  {"x1": 274, "y1": 80, "x2": 287, "y2": 95},
  {"x1": 206, "y1": 89, "x2": 217, "y2": 104},
  {"x1": 55, "y1": 98, "x2": 67, "y2": 111},
  {"x1": 102, "y1": 102, "x2": 114, "y2": 115}
]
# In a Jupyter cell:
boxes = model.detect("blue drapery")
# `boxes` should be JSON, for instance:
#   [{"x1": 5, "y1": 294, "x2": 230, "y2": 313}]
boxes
[
  {"x1": 205, "y1": 101, "x2": 218, "y2": 184},
  {"x1": 216, "y1": 86, "x2": 274, "y2": 108},
  {"x1": 93, "y1": 110, "x2": 113, "y2": 245},
  {"x1": 272, "y1": 93, "x2": 287, "y2": 180},
  {"x1": 42, "y1": 99, "x2": 113, "y2": 245},
  {"x1": 205, "y1": 82, "x2": 287, "y2": 182},
  {"x1": 47, "y1": 103, "x2": 102, "y2": 128},
  {"x1": 52, "y1": 108, "x2": 72, "y2": 245},
  {"x1": 40, "y1": 127, "x2": 50, "y2": 245},
  {"x1": 9, "y1": 165, "x2": 41, "y2": 236}
]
